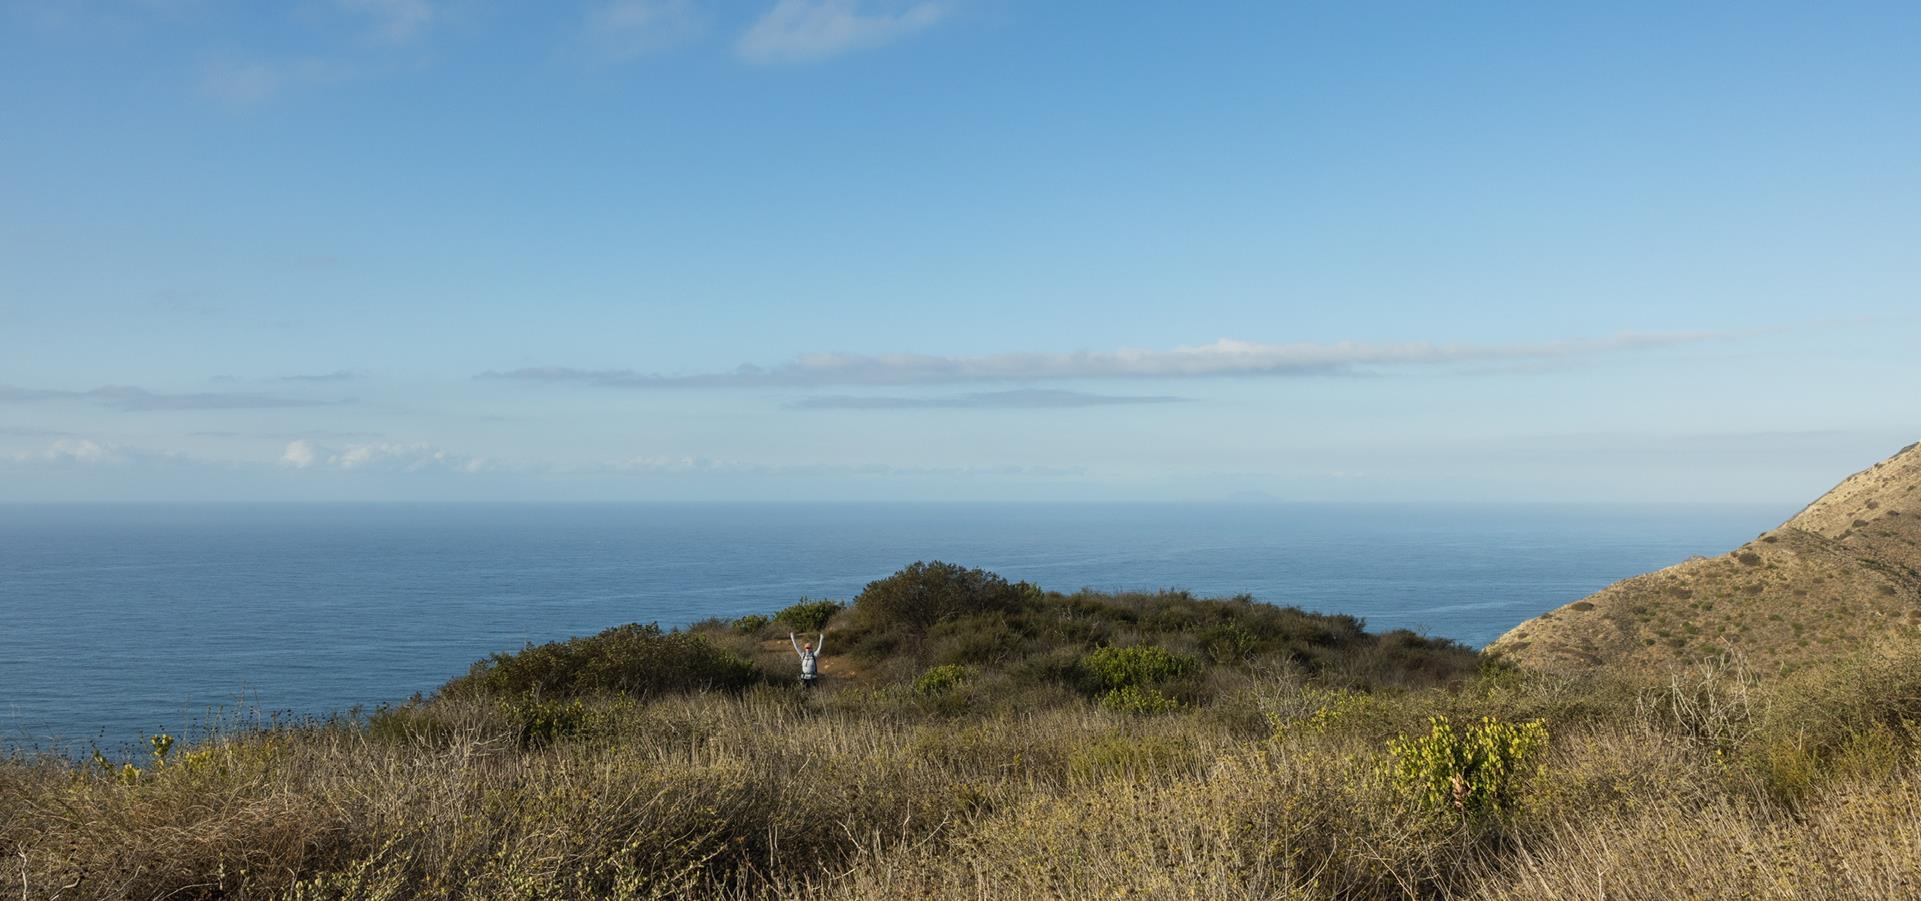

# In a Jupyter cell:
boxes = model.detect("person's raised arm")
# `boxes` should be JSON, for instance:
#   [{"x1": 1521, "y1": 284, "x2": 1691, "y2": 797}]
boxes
[
  {"x1": 815, "y1": 632, "x2": 825, "y2": 656},
  {"x1": 790, "y1": 632, "x2": 803, "y2": 657}
]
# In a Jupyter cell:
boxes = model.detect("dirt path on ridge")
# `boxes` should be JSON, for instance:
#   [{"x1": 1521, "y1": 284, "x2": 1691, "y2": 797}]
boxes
[{"x1": 757, "y1": 636, "x2": 871, "y2": 685}]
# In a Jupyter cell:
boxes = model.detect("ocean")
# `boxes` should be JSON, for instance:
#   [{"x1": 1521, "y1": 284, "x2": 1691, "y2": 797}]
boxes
[{"x1": 0, "y1": 502, "x2": 1784, "y2": 751}]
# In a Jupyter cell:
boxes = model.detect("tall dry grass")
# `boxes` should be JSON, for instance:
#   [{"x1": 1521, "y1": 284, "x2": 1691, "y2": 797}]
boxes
[{"x1": 8, "y1": 644, "x2": 1921, "y2": 899}]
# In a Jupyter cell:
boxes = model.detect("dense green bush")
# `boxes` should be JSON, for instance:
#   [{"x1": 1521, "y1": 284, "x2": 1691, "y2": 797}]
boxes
[
  {"x1": 1080, "y1": 645, "x2": 1199, "y2": 690},
  {"x1": 1196, "y1": 621, "x2": 1260, "y2": 664},
  {"x1": 446, "y1": 623, "x2": 759, "y2": 700},
  {"x1": 914, "y1": 664, "x2": 974, "y2": 696},
  {"x1": 1385, "y1": 714, "x2": 1548, "y2": 823},
  {"x1": 732, "y1": 614, "x2": 771, "y2": 635},
  {"x1": 853, "y1": 561, "x2": 1037, "y2": 635},
  {"x1": 499, "y1": 696, "x2": 604, "y2": 749},
  {"x1": 1098, "y1": 685, "x2": 1183, "y2": 714},
  {"x1": 776, "y1": 599, "x2": 843, "y2": 633},
  {"x1": 812, "y1": 566, "x2": 1479, "y2": 693},
  {"x1": 1076, "y1": 645, "x2": 1201, "y2": 713}
]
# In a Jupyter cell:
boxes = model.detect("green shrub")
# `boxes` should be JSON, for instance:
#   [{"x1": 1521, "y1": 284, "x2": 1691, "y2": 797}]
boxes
[
  {"x1": 1267, "y1": 686, "x2": 1378, "y2": 740},
  {"x1": 1098, "y1": 685, "x2": 1182, "y2": 714},
  {"x1": 1197, "y1": 622, "x2": 1258, "y2": 664},
  {"x1": 776, "y1": 599, "x2": 843, "y2": 633},
  {"x1": 1385, "y1": 715, "x2": 1548, "y2": 823},
  {"x1": 1742, "y1": 642, "x2": 1921, "y2": 798},
  {"x1": 926, "y1": 614, "x2": 1024, "y2": 666},
  {"x1": 499, "y1": 696, "x2": 604, "y2": 749},
  {"x1": 853, "y1": 562, "x2": 1036, "y2": 635},
  {"x1": 365, "y1": 700, "x2": 480, "y2": 748},
  {"x1": 446, "y1": 623, "x2": 760, "y2": 700},
  {"x1": 732, "y1": 614, "x2": 771, "y2": 635},
  {"x1": 914, "y1": 664, "x2": 974, "y2": 696},
  {"x1": 1080, "y1": 645, "x2": 1199, "y2": 690},
  {"x1": 1003, "y1": 646, "x2": 1084, "y2": 688}
]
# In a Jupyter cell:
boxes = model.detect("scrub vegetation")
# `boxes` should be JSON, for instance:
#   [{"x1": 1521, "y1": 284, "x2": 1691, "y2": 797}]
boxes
[{"x1": 6, "y1": 561, "x2": 1921, "y2": 899}]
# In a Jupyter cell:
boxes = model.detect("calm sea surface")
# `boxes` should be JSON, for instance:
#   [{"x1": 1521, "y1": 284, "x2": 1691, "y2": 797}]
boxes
[{"x1": 0, "y1": 502, "x2": 1784, "y2": 751}]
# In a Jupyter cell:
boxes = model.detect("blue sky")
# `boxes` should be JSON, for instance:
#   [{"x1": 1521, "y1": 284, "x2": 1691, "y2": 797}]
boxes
[{"x1": 2, "y1": 0, "x2": 1917, "y2": 502}]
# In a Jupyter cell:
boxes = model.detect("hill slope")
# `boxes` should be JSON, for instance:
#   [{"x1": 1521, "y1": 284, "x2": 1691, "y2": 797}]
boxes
[{"x1": 1489, "y1": 441, "x2": 1921, "y2": 674}]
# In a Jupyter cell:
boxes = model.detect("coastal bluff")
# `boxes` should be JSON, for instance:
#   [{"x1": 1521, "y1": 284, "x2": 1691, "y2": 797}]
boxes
[{"x1": 1489, "y1": 440, "x2": 1921, "y2": 674}]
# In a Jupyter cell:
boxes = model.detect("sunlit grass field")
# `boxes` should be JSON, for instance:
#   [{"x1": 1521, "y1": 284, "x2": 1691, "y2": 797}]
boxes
[{"x1": 6, "y1": 563, "x2": 1920, "y2": 899}]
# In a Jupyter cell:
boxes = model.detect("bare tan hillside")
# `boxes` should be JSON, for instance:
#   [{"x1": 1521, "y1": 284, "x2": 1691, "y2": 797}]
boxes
[
  {"x1": 1784, "y1": 440, "x2": 1921, "y2": 573},
  {"x1": 1490, "y1": 441, "x2": 1921, "y2": 675}
]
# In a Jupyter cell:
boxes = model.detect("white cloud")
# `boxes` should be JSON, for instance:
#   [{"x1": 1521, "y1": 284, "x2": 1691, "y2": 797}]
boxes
[
  {"x1": 736, "y1": 0, "x2": 945, "y2": 64},
  {"x1": 281, "y1": 439, "x2": 319, "y2": 469},
  {"x1": 281, "y1": 439, "x2": 487, "y2": 473},
  {"x1": 271, "y1": 441, "x2": 1053, "y2": 480},
  {"x1": 8, "y1": 437, "x2": 192, "y2": 466},
  {"x1": 791, "y1": 389, "x2": 1190, "y2": 410},
  {"x1": 192, "y1": 2, "x2": 420, "y2": 107},
  {"x1": 483, "y1": 331, "x2": 1734, "y2": 390},
  {"x1": 596, "y1": 456, "x2": 1083, "y2": 478},
  {"x1": 197, "y1": 58, "x2": 355, "y2": 106},
  {"x1": 586, "y1": 0, "x2": 703, "y2": 61},
  {"x1": 25, "y1": 438, "x2": 119, "y2": 465},
  {"x1": 339, "y1": 0, "x2": 434, "y2": 44}
]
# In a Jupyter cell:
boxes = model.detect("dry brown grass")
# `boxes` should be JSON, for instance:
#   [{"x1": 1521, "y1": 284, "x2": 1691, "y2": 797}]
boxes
[
  {"x1": 8, "y1": 642, "x2": 1921, "y2": 899},
  {"x1": 1476, "y1": 765, "x2": 1921, "y2": 900}
]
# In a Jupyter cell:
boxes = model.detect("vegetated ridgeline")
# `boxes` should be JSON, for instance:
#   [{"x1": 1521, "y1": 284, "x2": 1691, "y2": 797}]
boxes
[{"x1": 1490, "y1": 440, "x2": 1921, "y2": 674}]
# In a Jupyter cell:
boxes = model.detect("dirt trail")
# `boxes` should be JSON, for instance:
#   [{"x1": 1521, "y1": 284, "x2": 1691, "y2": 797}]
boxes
[{"x1": 758, "y1": 636, "x2": 870, "y2": 684}]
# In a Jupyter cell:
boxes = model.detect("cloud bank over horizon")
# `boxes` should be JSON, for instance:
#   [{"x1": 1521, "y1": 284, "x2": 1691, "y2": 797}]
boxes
[
  {"x1": 0, "y1": 384, "x2": 343, "y2": 412},
  {"x1": 480, "y1": 331, "x2": 1733, "y2": 391},
  {"x1": 789, "y1": 389, "x2": 1190, "y2": 410}
]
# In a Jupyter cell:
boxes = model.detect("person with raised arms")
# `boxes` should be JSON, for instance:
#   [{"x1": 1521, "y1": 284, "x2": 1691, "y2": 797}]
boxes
[{"x1": 790, "y1": 631, "x2": 824, "y2": 687}]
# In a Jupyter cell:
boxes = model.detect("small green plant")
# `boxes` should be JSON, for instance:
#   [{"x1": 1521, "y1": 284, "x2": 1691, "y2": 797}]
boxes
[
  {"x1": 1080, "y1": 645, "x2": 1198, "y2": 690},
  {"x1": 499, "y1": 696, "x2": 603, "y2": 750},
  {"x1": 1197, "y1": 622, "x2": 1258, "y2": 664},
  {"x1": 1068, "y1": 733, "x2": 1195, "y2": 779},
  {"x1": 777, "y1": 599, "x2": 843, "y2": 632},
  {"x1": 88, "y1": 747, "x2": 143, "y2": 785},
  {"x1": 914, "y1": 664, "x2": 974, "y2": 696},
  {"x1": 1385, "y1": 715, "x2": 1548, "y2": 822},
  {"x1": 1268, "y1": 687, "x2": 1375, "y2": 740},
  {"x1": 1098, "y1": 685, "x2": 1182, "y2": 714},
  {"x1": 732, "y1": 614, "x2": 771, "y2": 634}
]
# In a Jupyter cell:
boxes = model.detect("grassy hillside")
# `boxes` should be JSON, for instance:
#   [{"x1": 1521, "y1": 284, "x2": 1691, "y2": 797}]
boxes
[
  {"x1": 7, "y1": 561, "x2": 1921, "y2": 898},
  {"x1": 1490, "y1": 441, "x2": 1921, "y2": 675},
  {"x1": 441, "y1": 561, "x2": 1480, "y2": 725},
  {"x1": 1783, "y1": 439, "x2": 1921, "y2": 572}
]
